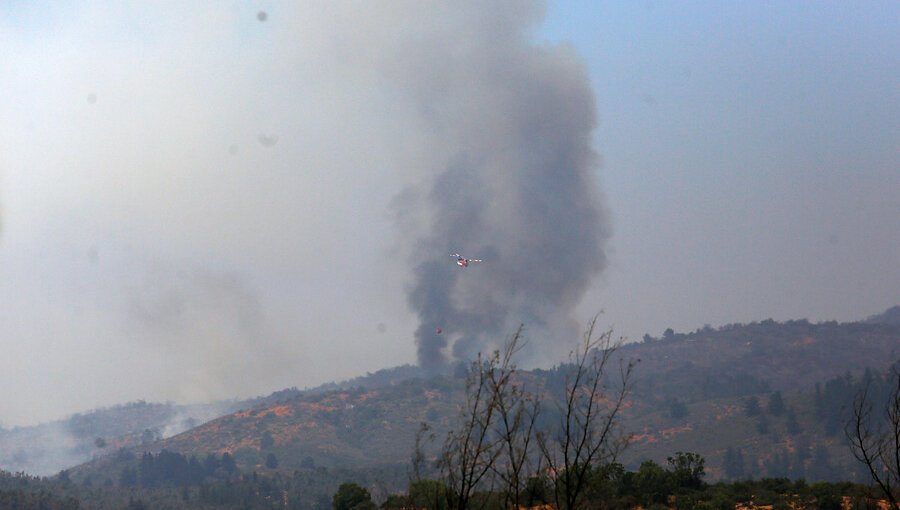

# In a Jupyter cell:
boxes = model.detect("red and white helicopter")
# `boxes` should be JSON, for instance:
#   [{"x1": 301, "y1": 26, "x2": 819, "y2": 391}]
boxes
[{"x1": 452, "y1": 253, "x2": 482, "y2": 267}]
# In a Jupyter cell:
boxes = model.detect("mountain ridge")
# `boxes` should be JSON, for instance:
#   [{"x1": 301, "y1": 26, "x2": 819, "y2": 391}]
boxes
[{"x1": 3, "y1": 307, "x2": 898, "y2": 483}]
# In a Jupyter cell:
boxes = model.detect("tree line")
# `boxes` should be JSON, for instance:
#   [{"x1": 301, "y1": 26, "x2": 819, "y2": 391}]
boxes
[{"x1": 1, "y1": 319, "x2": 897, "y2": 509}]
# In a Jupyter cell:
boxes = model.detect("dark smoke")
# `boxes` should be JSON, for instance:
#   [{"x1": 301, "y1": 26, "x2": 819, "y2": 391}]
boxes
[{"x1": 389, "y1": 3, "x2": 610, "y2": 371}]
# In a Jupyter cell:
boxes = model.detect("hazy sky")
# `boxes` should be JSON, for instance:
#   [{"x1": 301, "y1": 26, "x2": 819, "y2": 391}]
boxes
[
  {"x1": 1, "y1": 1, "x2": 898, "y2": 427},
  {"x1": 542, "y1": 1, "x2": 899, "y2": 337}
]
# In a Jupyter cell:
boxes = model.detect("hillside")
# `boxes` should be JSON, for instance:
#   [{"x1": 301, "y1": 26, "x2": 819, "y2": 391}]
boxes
[
  {"x1": 866, "y1": 305, "x2": 900, "y2": 326},
  {"x1": 0, "y1": 400, "x2": 244, "y2": 476},
  {"x1": 620, "y1": 318, "x2": 899, "y2": 396},
  {"x1": 0, "y1": 365, "x2": 425, "y2": 476},
  {"x1": 65, "y1": 313, "x2": 900, "y2": 487},
  {"x1": 606, "y1": 317, "x2": 899, "y2": 480}
]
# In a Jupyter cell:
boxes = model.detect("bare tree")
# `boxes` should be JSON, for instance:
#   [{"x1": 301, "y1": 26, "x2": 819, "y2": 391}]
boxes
[
  {"x1": 437, "y1": 327, "x2": 538, "y2": 510},
  {"x1": 434, "y1": 319, "x2": 635, "y2": 510},
  {"x1": 487, "y1": 328, "x2": 541, "y2": 509},
  {"x1": 537, "y1": 316, "x2": 636, "y2": 510},
  {"x1": 409, "y1": 422, "x2": 451, "y2": 510},
  {"x1": 847, "y1": 367, "x2": 900, "y2": 510},
  {"x1": 411, "y1": 422, "x2": 435, "y2": 483},
  {"x1": 438, "y1": 350, "x2": 505, "y2": 510}
]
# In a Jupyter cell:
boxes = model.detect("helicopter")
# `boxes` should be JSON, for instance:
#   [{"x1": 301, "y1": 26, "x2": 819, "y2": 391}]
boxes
[{"x1": 451, "y1": 253, "x2": 482, "y2": 267}]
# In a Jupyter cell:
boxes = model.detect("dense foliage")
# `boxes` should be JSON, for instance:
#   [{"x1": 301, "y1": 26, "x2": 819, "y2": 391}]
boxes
[
  {"x1": 0, "y1": 451, "x2": 403, "y2": 510},
  {"x1": 4, "y1": 452, "x2": 892, "y2": 510}
]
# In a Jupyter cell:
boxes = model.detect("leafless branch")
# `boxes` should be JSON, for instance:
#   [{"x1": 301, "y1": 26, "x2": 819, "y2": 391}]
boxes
[
  {"x1": 538, "y1": 315, "x2": 636, "y2": 510},
  {"x1": 847, "y1": 367, "x2": 900, "y2": 510}
]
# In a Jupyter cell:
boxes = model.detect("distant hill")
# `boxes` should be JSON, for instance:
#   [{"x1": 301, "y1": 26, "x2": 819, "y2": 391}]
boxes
[
  {"x1": 866, "y1": 305, "x2": 900, "y2": 325},
  {"x1": 65, "y1": 311, "x2": 900, "y2": 486},
  {"x1": 619, "y1": 317, "x2": 899, "y2": 399},
  {"x1": 67, "y1": 376, "x2": 458, "y2": 487},
  {"x1": 586, "y1": 315, "x2": 900, "y2": 480},
  {"x1": 0, "y1": 400, "x2": 239, "y2": 476},
  {"x1": 0, "y1": 365, "x2": 425, "y2": 476},
  {"x1": 5, "y1": 308, "x2": 899, "y2": 483}
]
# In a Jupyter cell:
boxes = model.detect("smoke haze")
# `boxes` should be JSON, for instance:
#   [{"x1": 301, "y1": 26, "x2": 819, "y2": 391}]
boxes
[
  {"x1": 2, "y1": 1, "x2": 898, "y2": 428},
  {"x1": 0, "y1": 1, "x2": 603, "y2": 425}
]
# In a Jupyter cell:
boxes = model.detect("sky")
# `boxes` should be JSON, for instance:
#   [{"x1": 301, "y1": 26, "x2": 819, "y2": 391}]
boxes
[{"x1": 1, "y1": 1, "x2": 898, "y2": 427}]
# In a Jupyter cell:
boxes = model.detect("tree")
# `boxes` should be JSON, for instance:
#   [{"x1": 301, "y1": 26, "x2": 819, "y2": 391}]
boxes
[
  {"x1": 437, "y1": 340, "x2": 508, "y2": 510},
  {"x1": 438, "y1": 327, "x2": 533, "y2": 510},
  {"x1": 537, "y1": 317, "x2": 636, "y2": 510},
  {"x1": 756, "y1": 414, "x2": 770, "y2": 435},
  {"x1": 785, "y1": 407, "x2": 803, "y2": 435},
  {"x1": 220, "y1": 453, "x2": 237, "y2": 475},
  {"x1": 806, "y1": 446, "x2": 836, "y2": 482},
  {"x1": 432, "y1": 318, "x2": 635, "y2": 510},
  {"x1": 667, "y1": 451, "x2": 705, "y2": 490},
  {"x1": 722, "y1": 447, "x2": 744, "y2": 480},
  {"x1": 409, "y1": 422, "x2": 434, "y2": 484},
  {"x1": 669, "y1": 398, "x2": 689, "y2": 420},
  {"x1": 763, "y1": 450, "x2": 790, "y2": 479},
  {"x1": 847, "y1": 367, "x2": 900, "y2": 509},
  {"x1": 522, "y1": 474, "x2": 553, "y2": 507},
  {"x1": 119, "y1": 466, "x2": 138, "y2": 487},
  {"x1": 630, "y1": 460, "x2": 674, "y2": 507},
  {"x1": 332, "y1": 482, "x2": 375, "y2": 510},
  {"x1": 486, "y1": 328, "x2": 541, "y2": 510},
  {"x1": 408, "y1": 479, "x2": 449, "y2": 510},
  {"x1": 744, "y1": 396, "x2": 761, "y2": 417},
  {"x1": 767, "y1": 391, "x2": 785, "y2": 416},
  {"x1": 265, "y1": 453, "x2": 279, "y2": 469}
]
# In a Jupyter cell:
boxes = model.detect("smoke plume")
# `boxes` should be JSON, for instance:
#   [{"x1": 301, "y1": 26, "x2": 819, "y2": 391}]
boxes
[
  {"x1": 0, "y1": 1, "x2": 610, "y2": 426},
  {"x1": 384, "y1": 3, "x2": 611, "y2": 371}
]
